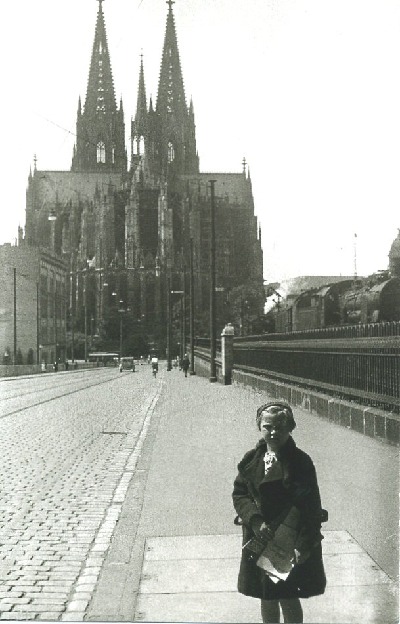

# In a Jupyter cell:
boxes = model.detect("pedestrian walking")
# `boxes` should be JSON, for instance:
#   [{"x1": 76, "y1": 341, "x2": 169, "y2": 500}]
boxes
[
  {"x1": 151, "y1": 355, "x2": 159, "y2": 377},
  {"x1": 232, "y1": 402, "x2": 326, "y2": 623},
  {"x1": 181, "y1": 353, "x2": 190, "y2": 377}
]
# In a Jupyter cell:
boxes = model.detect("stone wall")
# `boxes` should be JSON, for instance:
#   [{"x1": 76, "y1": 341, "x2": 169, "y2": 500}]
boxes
[
  {"x1": 193, "y1": 348, "x2": 399, "y2": 446},
  {"x1": 233, "y1": 369, "x2": 400, "y2": 447}
]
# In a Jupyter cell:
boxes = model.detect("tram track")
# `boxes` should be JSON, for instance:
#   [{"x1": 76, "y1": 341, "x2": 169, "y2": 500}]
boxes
[
  {"x1": 0, "y1": 368, "x2": 114, "y2": 401},
  {"x1": 0, "y1": 370, "x2": 123, "y2": 419}
]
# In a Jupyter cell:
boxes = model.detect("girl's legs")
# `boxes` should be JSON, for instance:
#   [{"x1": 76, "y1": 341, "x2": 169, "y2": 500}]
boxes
[
  {"x1": 280, "y1": 598, "x2": 303, "y2": 623},
  {"x1": 260, "y1": 599, "x2": 280, "y2": 623}
]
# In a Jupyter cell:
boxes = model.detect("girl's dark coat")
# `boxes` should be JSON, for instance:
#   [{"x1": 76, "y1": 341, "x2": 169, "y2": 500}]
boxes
[{"x1": 232, "y1": 436, "x2": 326, "y2": 600}]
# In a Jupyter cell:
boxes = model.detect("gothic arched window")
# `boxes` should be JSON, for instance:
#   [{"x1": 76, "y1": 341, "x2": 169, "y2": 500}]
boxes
[
  {"x1": 139, "y1": 136, "x2": 145, "y2": 155},
  {"x1": 132, "y1": 136, "x2": 138, "y2": 156},
  {"x1": 111, "y1": 145, "x2": 116, "y2": 164},
  {"x1": 167, "y1": 141, "x2": 175, "y2": 163},
  {"x1": 97, "y1": 141, "x2": 106, "y2": 164}
]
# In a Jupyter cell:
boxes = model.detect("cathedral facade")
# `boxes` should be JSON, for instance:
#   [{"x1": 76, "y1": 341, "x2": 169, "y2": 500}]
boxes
[{"x1": 24, "y1": 0, "x2": 264, "y2": 356}]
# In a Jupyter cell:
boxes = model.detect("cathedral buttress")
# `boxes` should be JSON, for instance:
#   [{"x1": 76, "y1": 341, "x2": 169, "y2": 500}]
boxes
[{"x1": 71, "y1": 0, "x2": 127, "y2": 173}]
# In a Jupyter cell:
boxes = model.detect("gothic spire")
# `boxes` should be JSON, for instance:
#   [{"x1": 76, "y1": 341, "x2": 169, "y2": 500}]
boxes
[
  {"x1": 71, "y1": 1, "x2": 126, "y2": 172},
  {"x1": 84, "y1": 0, "x2": 117, "y2": 115},
  {"x1": 156, "y1": 0, "x2": 187, "y2": 119},
  {"x1": 135, "y1": 54, "x2": 147, "y2": 132}
]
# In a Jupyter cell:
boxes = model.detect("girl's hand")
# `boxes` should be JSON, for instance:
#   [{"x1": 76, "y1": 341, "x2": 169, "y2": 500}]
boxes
[
  {"x1": 251, "y1": 518, "x2": 274, "y2": 543},
  {"x1": 294, "y1": 548, "x2": 311, "y2": 564}
]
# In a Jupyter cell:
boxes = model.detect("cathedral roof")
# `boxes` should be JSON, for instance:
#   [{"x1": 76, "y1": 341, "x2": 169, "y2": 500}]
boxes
[
  {"x1": 182, "y1": 172, "x2": 253, "y2": 205},
  {"x1": 84, "y1": 0, "x2": 117, "y2": 115},
  {"x1": 31, "y1": 171, "x2": 123, "y2": 208}
]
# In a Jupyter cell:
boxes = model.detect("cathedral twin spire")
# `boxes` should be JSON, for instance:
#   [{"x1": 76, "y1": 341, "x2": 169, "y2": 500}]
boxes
[
  {"x1": 156, "y1": 0, "x2": 187, "y2": 120},
  {"x1": 71, "y1": 0, "x2": 125, "y2": 172},
  {"x1": 73, "y1": 0, "x2": 197, "y2": 175},
  {"x1": 85, "y1": 0, "x2": 117, "y2": 116}
]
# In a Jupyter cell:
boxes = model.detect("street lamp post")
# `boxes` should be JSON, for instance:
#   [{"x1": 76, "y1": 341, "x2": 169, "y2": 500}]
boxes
[
  {"x1": 209, "y1": 180, "x2": 217, "y2": 382},
  {"x1": 181, "y1": 266, "x2": 186, "y2": 360},
  {"x1": 84, "y1": 268, "x2": 88, "y2": 362},
  {"x1": 118, "y1": 301, "x2": 124, "y2": 361},
  {"x1": 54, "y1": 279, "x2": 58, "y2": 364},
  {"x1": 13, "y1": 267, "x2": 17, "y2": 364},
  {"x1": 36, "y1": 281, "x2": 40, "y2": 365},
  {"x1": 90, "y1": 316, "x2": 94, "y2": 350},
  {"x1": 166, "y1": 272, "x2": 172, "y2": 371},
  {"x1": 189, "y1": 237, "x2": 195, "y2": 375},
  {"x1": 119, "y1": 314, "x2": 123, "y2": 360},
  {"x1": 69, "y1": 260, "x2": 76, "y2": 363},
  {"x1": 170, "y1": 288, "x2": 184, "y2": 365}
]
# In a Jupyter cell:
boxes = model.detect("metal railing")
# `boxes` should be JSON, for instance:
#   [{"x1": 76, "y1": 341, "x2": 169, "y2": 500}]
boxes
[
  {"x1": 234, "y1": 338, "x2": 399, "y2": 413},
  {"x1": 196, "y1": 323, "x2": 400, "y2": 412},
  {"x1": 235, "y1": 321, "x2": 400, "y2": 342}
]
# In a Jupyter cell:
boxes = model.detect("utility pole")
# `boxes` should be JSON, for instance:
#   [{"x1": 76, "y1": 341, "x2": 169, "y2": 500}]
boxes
[
  {"x1": 71, "y1": 269, "x2": 75, "y2": 363},
  {"x1": 119, "y1": 314, "x2": 123, "y2": 361},
  {"x1": 54, "y1": 278, "x2": 58, "y2": 364},
  {"x1": 13, "y1": 268, "x2": 17, "y2": 364},
  {"x1": 84, "y1": 268, "x2": 88, "y2": 362},
  {"x1": 189, "y1": 237, "x2": 195, "y2": 375},
  {"x1": 181, "y1": 263, "x2": 186, "y2": 359},
  {"x1": 36, "y1": 281, "x2": 40, "y2": 365},
  {"x1": 209, "y1": 180, "x2": 217, "y2": 382},
  {"x1": 166, "y1": 271, "x2": 172, "y2": 371}
]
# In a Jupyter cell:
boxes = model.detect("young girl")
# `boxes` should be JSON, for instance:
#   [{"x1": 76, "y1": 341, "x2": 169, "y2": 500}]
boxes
[{"x1": 233, "y1": 402, "x2": 326, "y2": 623}]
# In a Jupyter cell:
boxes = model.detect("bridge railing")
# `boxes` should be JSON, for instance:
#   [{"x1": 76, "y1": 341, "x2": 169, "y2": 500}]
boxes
[
  {"x1": 233, "y1": 335, "x2": 399, "y2": 413},
  {"x1": 195, "y1": 325, "x2": 399, "y2": 413},
  {"x1": 234, "y1": 320, "x2": 400, "y2": 342}
]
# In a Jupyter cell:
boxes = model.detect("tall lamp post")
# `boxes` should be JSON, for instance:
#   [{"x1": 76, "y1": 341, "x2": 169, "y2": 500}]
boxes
[
  {"x1": 47, "y1": 197, "x2": 57, "y2": 363},
  {"x1": 170, "y1": 289, "x2": 184, "y2": 362},
  {"x1": 189, "y1": 237, "x2": 195, "y2": 375},
  {"x1": 118, "y1": 301, "x2": 130, "y2": 361},
  {"x1": 181, "y1": 265, "x2": 186, "y2": 360},
  {"x1": 84, "y1": 268, "x2": 88, "y2": 362},
  {"x1": 166, "y1": 272, "x2": 172, "y2": 371},
  {"x1": 13, "y1": 267, "x2": 17, "y2": 364},
  {"x1": 118, "y1": 301, "x2": 124, "y2": 361},
  {"x1": 209, "y1": 179, "x2": 217, "y2": 382}
]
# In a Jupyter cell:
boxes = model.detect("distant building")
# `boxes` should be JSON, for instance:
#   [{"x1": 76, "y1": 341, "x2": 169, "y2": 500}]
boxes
[
  {"x1": 23, "y1": 1, "x2": 263, "y2": 350},
  {"x1": 0, "y1": 244, "x2": 67, "y2": 365},
  {"x1": 389, "y1": 229, "x2": 400, "y2": 277},
  {"x1": 264, "y1": 276, "x2": 356, "y2": 312}
]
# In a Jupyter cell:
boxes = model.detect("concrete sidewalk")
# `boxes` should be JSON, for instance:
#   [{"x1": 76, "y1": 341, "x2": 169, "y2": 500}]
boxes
[{"x1": 87, "y1": 365, "x2": 398, "y2": 623}]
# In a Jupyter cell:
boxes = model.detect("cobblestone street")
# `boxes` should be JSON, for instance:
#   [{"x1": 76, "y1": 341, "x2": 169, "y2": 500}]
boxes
[
  {"x1": 0, "y1": 367, "x2": 162, "y2": 620},
  {"x1": 0, "y1": 365, "x2": 398, "y2": 622}
]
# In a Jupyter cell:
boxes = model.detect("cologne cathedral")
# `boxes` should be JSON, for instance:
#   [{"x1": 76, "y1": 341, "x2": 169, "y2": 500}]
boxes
[{"x1": 24, "y1": 0, "x2": 264, "y2": 354}]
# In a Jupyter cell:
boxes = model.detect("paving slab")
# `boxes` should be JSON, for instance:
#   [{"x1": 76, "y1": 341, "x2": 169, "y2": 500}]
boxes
[{"x1": 134, "y1": 531, "x2": 398, "y2": 624}]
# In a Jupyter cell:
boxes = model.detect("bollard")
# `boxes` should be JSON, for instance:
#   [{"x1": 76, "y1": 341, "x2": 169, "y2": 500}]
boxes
[{"x1": 221, "y1": 322, "x2": 234, "y2": 385}]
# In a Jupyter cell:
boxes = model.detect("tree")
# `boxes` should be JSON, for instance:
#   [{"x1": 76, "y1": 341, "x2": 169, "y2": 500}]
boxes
[{"x1": 227, "y1": 281, "x2": 266, "y2": 336}]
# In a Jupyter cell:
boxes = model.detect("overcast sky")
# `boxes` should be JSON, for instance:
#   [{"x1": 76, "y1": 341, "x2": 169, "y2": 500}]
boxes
[{"x1": 1, "y1": 0, "x2": 399, "y2": 282}]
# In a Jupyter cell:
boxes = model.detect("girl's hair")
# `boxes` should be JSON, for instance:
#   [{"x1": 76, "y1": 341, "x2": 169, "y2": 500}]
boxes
[{"x1": 256, "y1": 402, "x2": 296, "y2": 431}]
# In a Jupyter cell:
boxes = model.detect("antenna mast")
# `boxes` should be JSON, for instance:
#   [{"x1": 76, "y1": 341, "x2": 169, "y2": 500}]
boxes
[{"x1": 353, "y1": 233, "x2": 358, "y2": 279}]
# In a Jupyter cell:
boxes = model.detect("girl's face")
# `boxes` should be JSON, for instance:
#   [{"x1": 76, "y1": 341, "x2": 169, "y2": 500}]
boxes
[{"x1": 259, "y1": 411, "x2": 291, "y2": 450}]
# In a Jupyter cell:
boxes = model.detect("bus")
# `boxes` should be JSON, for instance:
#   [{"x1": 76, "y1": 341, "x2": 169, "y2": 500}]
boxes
[{"x1": 88, "y1": 352, "x2": 119, "y2": 367}]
